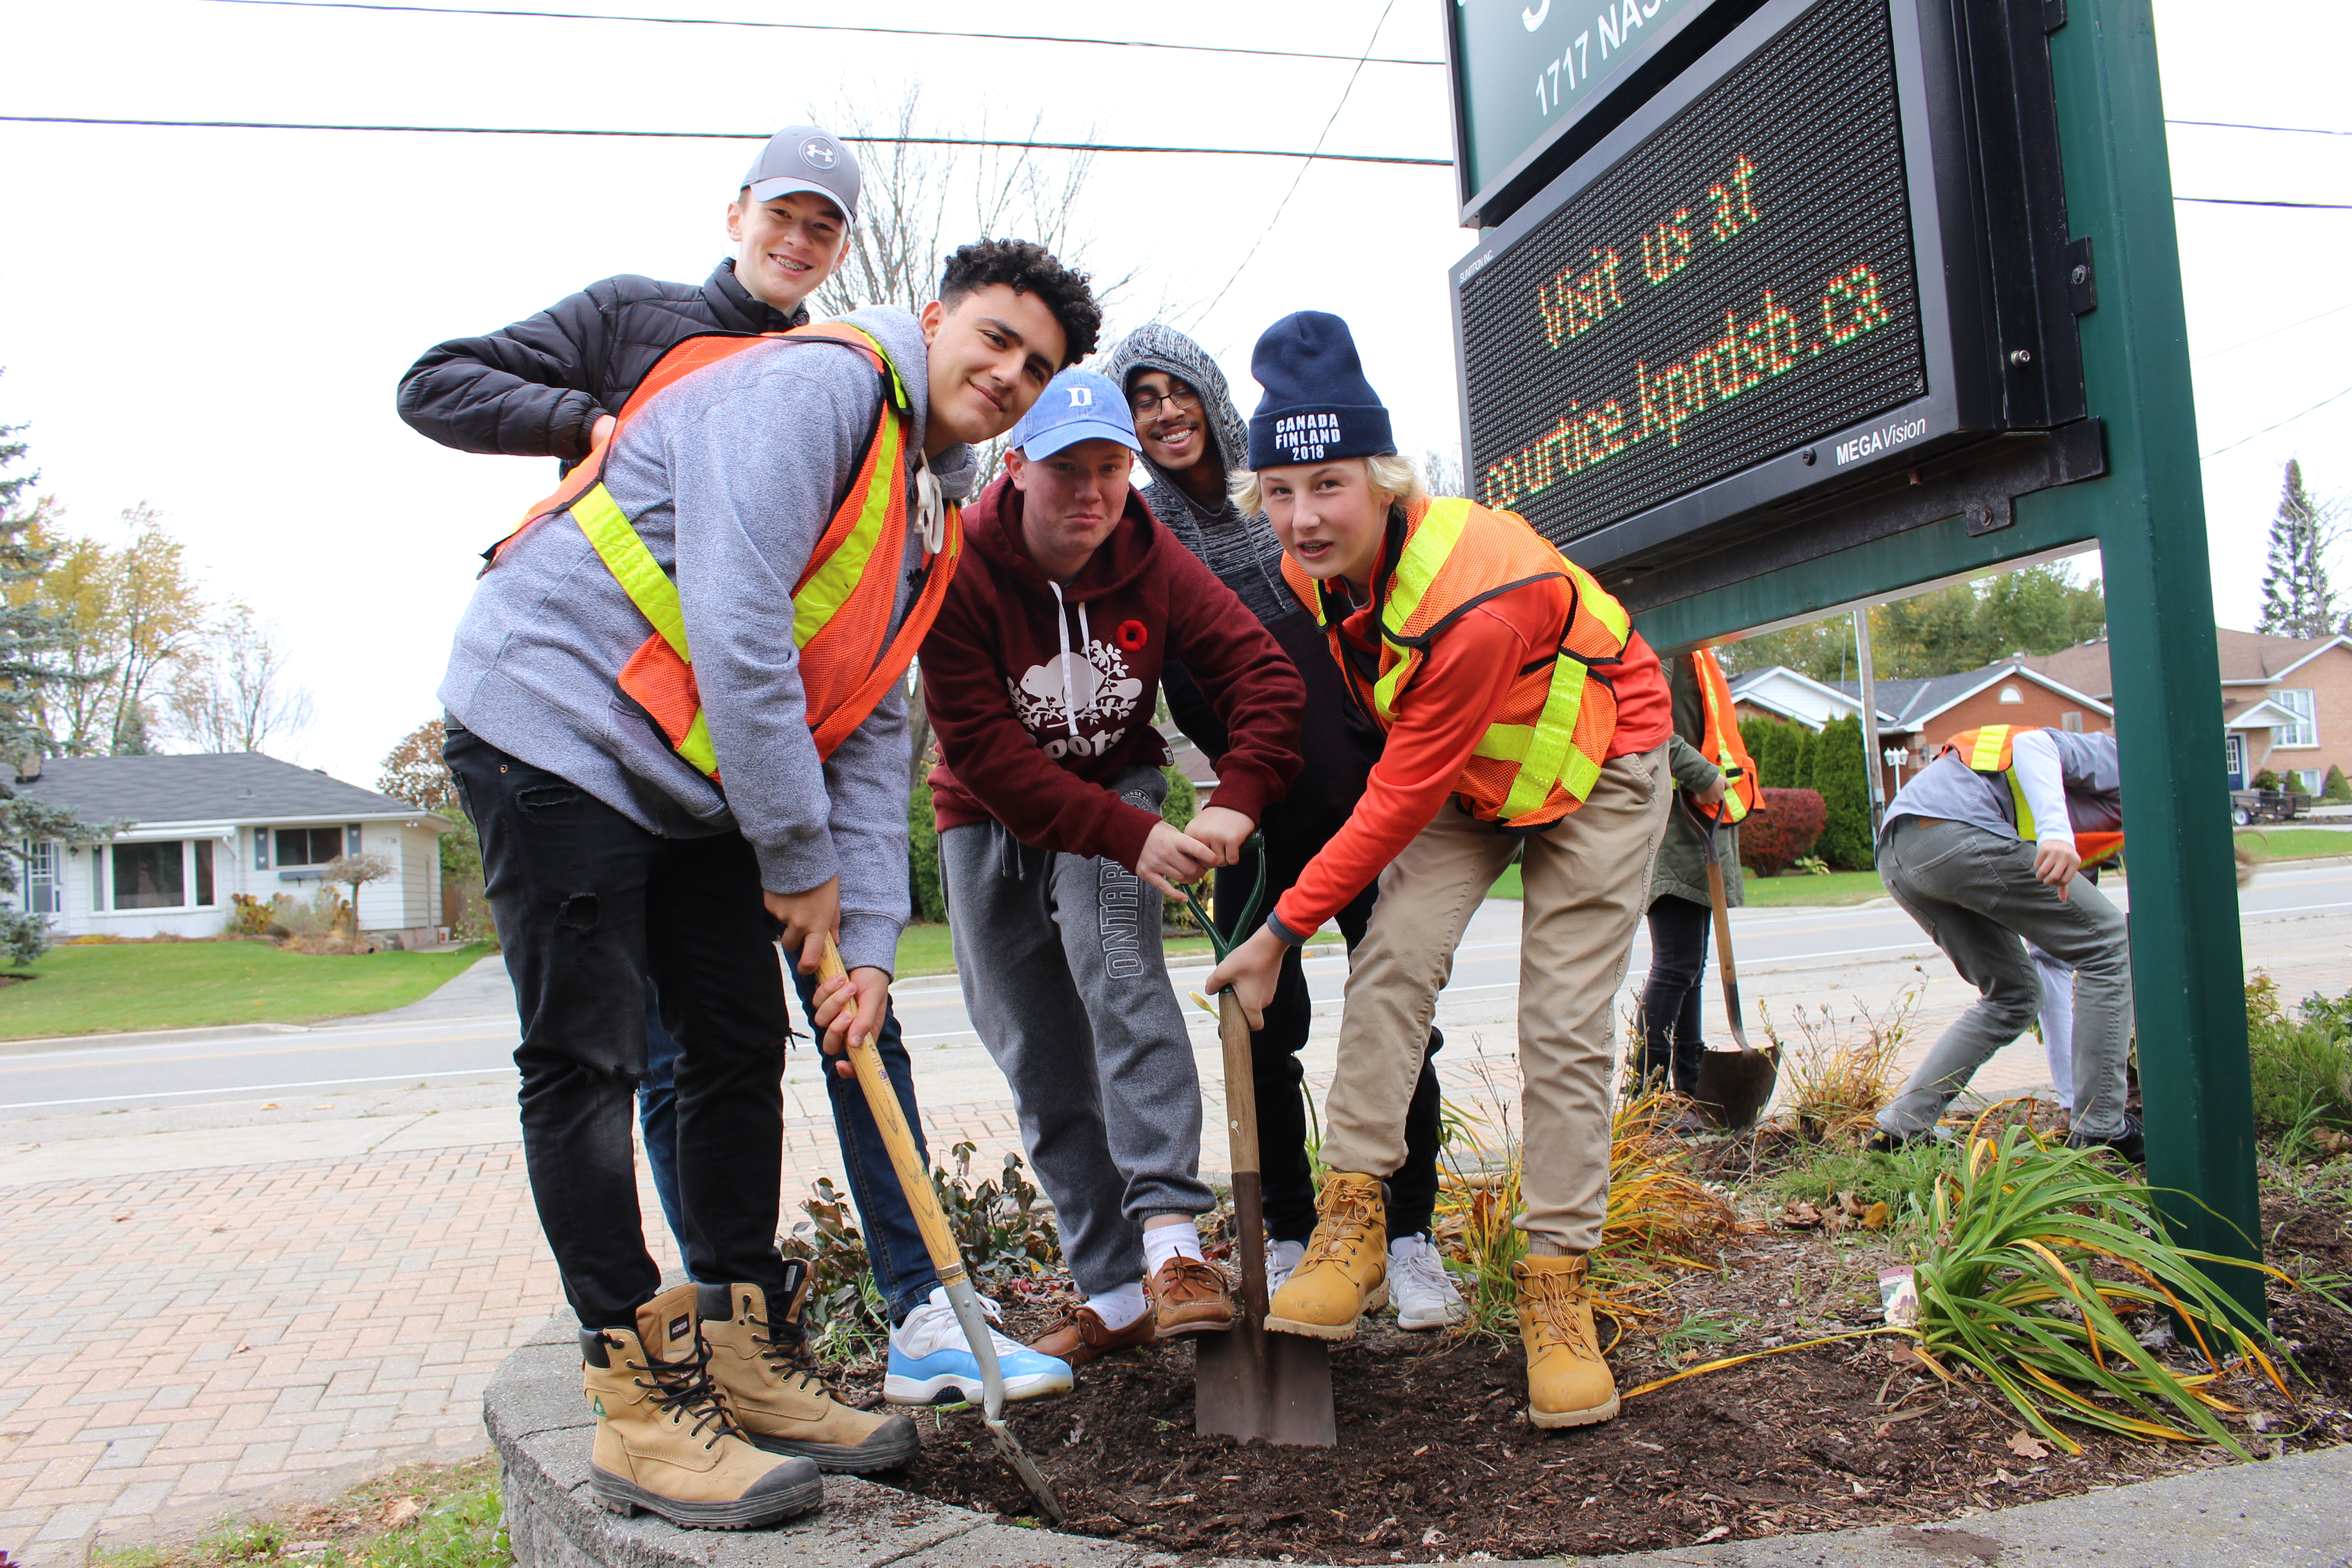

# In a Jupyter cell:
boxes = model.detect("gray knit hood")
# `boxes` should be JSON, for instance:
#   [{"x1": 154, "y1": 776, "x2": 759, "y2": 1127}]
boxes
[{"x1": 1103, "y1": 323, "x2": 1252, "y2": 519}]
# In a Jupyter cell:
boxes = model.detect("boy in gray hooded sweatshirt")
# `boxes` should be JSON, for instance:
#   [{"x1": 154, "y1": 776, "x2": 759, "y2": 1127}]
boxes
[
  {"x1": 1102, "y1": 325, "x2": 1462, "y2": 1331},
  {"x1": 437, "y1": 243, "x2": 1098, "y2": 1529}
]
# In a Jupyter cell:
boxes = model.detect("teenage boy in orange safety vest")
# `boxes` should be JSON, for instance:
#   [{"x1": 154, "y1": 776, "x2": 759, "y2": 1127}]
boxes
[{"x1": 1209, "y1": 311, "x2": 1676, "y2": 1431}]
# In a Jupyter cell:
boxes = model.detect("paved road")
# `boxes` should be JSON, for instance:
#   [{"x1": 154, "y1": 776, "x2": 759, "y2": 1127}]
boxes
[{"x1": 2, "y1": 861, "x2": 2343, "y2": 1120}]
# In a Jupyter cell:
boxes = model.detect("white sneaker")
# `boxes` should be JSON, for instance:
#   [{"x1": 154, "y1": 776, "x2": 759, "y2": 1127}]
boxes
[
  {"x1": 1264, "y1": 1239, "x2": 1307, "y2": 1296},
  {"x1": 883, "y1": 1288, "x2": 1073, "y2": 1406},
  {"x1": 1388, "y1": 1233, "x2": 1467, "y2": 1331}
]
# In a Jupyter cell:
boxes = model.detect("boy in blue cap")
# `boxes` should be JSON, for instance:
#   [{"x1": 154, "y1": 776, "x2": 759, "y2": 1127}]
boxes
[{"x1": 909, "y1": 369, "x2": 1304, "y2": 1368}]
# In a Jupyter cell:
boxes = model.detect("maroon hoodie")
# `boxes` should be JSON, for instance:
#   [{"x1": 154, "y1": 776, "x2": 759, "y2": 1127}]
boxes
[{"x1": 923, "y1": 473, "x2": 1303, "y2": 871}]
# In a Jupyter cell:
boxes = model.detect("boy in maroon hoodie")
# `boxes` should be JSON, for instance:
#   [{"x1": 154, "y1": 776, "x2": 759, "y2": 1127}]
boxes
[{"x1": 921, "y1": 368, "x2": 1303, "y2": 1369}]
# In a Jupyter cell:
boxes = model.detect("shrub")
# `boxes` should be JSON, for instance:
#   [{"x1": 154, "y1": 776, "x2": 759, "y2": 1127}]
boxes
[
  {"x1": 2324, "y1": 764, "x2": 2351, "y2": 802},
  {"x1": 1161, "y1": 764, "x2": 1198, "y2": 831},
  {"x1": 1754, "y1": 717, "x2": 1804, "y2": 792},
  {"x1": 1737, "y1": 716, "x2": 1781, "y2": 786},
  {"x1": 1738, "y1": 787, "x2": 1826, "y2": 876},
  {"x1": 226, "y1": 892, "x2": 287, "y2": 937},
  {"x1": 1790, "y1": 723, "x2": 1821, "y2": 790},
  {"x1": 1811, "y1": 715, "x2": 1875, "y2": 868},
  {"x1": 2245, "y1": 974, "x2": 2352, "y2": 1142},
  {"x1": 906, "y1": 779, "x2": 946, "y2": 924},
  {"x1": 2252, "y1": 768, "x2": 2282, "y2": 790}
]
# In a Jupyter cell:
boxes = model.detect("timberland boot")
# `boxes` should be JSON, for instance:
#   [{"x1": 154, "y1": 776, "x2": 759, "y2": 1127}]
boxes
[
  {"x1": 697, "y1": 1268, "x2": 919, "y2": 1472},
  {"x1": 1515, "y1": 1252, "x2": 1620, "y2": 1429},
  {"x1": 583, "y1": 1282, "x2": 823, "y2": 1529},
  {"x1": 1264, "y1": 1172, "x2": 1389, "y2": 1340}
]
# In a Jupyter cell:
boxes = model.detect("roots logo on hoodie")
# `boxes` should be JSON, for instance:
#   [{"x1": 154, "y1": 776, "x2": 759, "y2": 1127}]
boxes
[{"x1": 1007, "y1": 635, "x2": 1145, "y2": 760}]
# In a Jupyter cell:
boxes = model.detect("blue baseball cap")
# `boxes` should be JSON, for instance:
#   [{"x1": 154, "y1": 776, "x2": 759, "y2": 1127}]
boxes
[{"x1": 1005, "y1": 369, "x2": 1141, "y2": 459}]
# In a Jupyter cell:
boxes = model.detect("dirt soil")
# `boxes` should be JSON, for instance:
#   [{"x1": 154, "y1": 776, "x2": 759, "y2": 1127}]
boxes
[{"x1": 847, "y1": 1176, "x2": 2352, "y2": 1563}]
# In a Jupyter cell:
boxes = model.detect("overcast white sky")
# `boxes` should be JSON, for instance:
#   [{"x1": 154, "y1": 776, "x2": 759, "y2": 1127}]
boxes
[{"x1": 1, "y1": 0, "x2": 2346, "y2": 786}]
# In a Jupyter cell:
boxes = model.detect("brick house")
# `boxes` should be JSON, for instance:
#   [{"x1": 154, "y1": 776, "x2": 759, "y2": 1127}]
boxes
[
  {"x1": 2025, "y1": 630, "x2": 2352, "y2": 792},
  {"x1": 1728, "y1": 660, "x2": 2112, "y2": 801}
]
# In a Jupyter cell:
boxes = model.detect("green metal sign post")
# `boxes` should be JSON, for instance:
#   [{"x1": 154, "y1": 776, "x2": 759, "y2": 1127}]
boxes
[{"x1": 1622, "y1": 0, "x2": 2262, "y2": 1315}]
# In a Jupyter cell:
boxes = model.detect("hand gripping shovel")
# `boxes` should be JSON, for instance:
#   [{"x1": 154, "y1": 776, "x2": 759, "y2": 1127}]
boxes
[
  {"x1": 1186, "y1": 844, "x2": 1338, "y2": 1447},
  {"x1": 1681, "y1": 796, "x2": 1779, "y2": 1131},
  {"x1": 816, "y1": 936, "x2": 1066, "y2": 1523}
]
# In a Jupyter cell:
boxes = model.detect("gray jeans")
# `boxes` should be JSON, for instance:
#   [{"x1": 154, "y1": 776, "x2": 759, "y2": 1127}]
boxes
[
  {"x1": 939, "y1": 765, "x2": 1212, "y2": 1296},
  {"x1": 1877, "y1": 816, "x2": 2133, "y2": 1139}
]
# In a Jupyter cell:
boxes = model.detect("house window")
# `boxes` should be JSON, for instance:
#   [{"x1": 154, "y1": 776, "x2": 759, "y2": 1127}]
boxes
[
  {"x1": 113, "y1": 843, "x2": 186, "y2": 910},
  {"x1": 2274, "y1": 689, "x2": 2317, "y2": 748},
  {"x1": 2298, "y1": 769, "x2": 2324, "y2": 797},
  {"x1": 20, "y1": 841, "x2": 57, "y2": 915},
  {"x1": 1999, "y1": 686, "x2": 2024, "y2": 705},
  {"x1": 274, "y1": 826, "x2": 345, "y2": 867},
  {"x1": 2062, "y1": 710, "x2": 2083, "y2": 733}
]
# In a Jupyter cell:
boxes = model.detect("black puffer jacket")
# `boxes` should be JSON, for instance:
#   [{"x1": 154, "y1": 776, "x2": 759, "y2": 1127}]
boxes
[{"x1": 395, "y1": 259, "x2": 809, "y2": 466}]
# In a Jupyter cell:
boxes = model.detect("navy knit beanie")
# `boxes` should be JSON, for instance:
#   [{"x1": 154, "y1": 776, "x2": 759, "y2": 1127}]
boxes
[{"x1": 1246, "y1": 311, "x2": 1395, "y2": 470}]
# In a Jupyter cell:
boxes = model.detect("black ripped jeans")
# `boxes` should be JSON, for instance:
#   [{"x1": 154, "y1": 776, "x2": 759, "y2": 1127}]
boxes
[{"x1": 445, "y1": 725, "x2": 793, "y2": 1329}]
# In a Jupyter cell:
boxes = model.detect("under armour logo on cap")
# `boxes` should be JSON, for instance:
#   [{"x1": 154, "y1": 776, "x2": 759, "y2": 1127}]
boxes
[
  {"x1": 801, "y1": 137, "x2": 839, "y2": 169},
  {"x1": 740, "y1": 122, "x2": 862, "y2": 220}
]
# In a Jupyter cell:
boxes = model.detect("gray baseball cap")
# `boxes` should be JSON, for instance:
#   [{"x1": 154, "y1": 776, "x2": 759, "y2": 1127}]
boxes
[{"x1": 740, "y1": 124, "x2": 861, "y2": 221}]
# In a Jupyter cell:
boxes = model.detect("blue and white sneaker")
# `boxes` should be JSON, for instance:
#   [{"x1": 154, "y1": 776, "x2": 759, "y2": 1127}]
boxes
[{"x1": 883, "y1": 1287, "x2": 1073, "y2": 1406}]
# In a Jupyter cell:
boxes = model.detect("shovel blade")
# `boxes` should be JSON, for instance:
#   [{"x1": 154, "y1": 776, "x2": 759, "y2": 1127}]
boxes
[
  {"x1": 983, "y1": 1417, "x2": 1067, "y2": 1524},
  {"x1": 1194, "y1": 1320, "x2": 1337, "y2": 1447},
  {"x1": 1694, "y1": 1045, "x2": 1779, "y2": 1131}
]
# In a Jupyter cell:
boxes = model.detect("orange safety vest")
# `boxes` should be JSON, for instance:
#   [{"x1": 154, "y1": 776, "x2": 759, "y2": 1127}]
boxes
[
  {"x1": 1281, "y1": 494, "x2": 1634, "y2": 829},
  {"x1": 1940, "y1": 725, "x2": 2123, "y2": 867},
  {"x1": 1689, "y1": 648, "x2": 1762, "y2": 823},
  {"x1": 483, "y1": 325, "x2": 960, "y2": 776}
]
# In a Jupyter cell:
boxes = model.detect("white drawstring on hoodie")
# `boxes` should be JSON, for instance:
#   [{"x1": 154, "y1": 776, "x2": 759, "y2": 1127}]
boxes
[
  {"x1": 913, "y1": 457, "x2": 947, "y2": 554},
  {"x1": 1049, "y1": 582, "x2": 1090, "y2": 739}
]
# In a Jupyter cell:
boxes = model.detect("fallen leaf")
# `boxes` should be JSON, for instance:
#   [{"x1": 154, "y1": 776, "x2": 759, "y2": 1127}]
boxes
[
  {"x1": 112, "y1": 1214, "x2": 131, "y2": 1223},
  {"x1": 312, "y1": 1104, "x2": 334, "y2": 1111},
  {"x1": 1421, "y1": 1526, "x2": 1445, "y2": 1546},
  {"x1": 260, "y1": 1102, "x2": 279, "y2": 1111},
  {"x1": 1837, "y1": 1191, "x2": 1870, "y2": 1218},
  {"x1": 1696, "y1": 1525, "x2": 1730, "y2": 1543},
  {"x1": 1781, "y1": 1200, "x2": 1824, "y2": 1230},
  {"x1": 2007, "y1": 1431, "x2": 2049, "y2": 1460},
  {"x1": 1862, "y1": 1200, "x2": 1891, "y2": 1231},
  {"x1": 377, "y1": 1495, "x2": 424, "y2": 1529},
  {"x1": 233, "y1": 1340, "x2": 251, "y2": 1354}
]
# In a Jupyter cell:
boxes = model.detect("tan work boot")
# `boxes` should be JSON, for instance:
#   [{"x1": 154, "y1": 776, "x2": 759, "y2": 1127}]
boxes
[
  {"x1": 699, "y1": 1271, "x2": 919, "y2": 1473},
  {"x1": 1515, "y1": 1252, "x2": 1620, "y2": 1429},
  {"x1": 583, "y1": 1283, "x2": 823, "y2": 1529},
  {"x1": 1264, "y1": 1172, "x2": 1389, "y2": 1340}
]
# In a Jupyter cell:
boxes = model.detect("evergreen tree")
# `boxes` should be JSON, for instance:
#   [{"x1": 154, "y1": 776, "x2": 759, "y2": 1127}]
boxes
[
  {"x1": 1811, "y1": 716, "x2": 1875, "y2": 868},
  {"x1": 1737, "y1": 716, "x2": 1778, "y2": 786},
  {"x1": 1790, "y1": 724, "x2": 1822, "y2": 793},
  {"x1": 0, "y1": 402, "x2": 105, "y2": 964},
  {"x1": 2258, "y1": 460, "x2": 2340, "y2": 639}
]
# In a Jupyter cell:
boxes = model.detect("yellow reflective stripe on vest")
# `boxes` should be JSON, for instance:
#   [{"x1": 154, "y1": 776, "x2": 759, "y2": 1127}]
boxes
[
  {"x1": 1499, "y1": 660, "x2": 1593, "y2": 820},
  {"x1": 1370, "y1": 498, "x2": 1473, "y2": 720},
  {"x1": 676, "y1": 711, "x2": 718, "y2": 776},
  {"x1": 1968, "y1": 725, "x2": 2012, "y2": 772},
  {"x1": 792, "y1": 408, "x2": 904, "y2": 652},
  {"x1": 574, "y1": 484, "x2": 689, "y2": 661},
  {"x1": 2007, "y1": 769, "x2": 2038, "y2": 840}
]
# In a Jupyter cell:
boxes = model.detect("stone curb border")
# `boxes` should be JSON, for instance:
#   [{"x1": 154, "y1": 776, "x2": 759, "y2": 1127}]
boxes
[{"x1": 490, "y1": 1314, "x2": 2352, "y2": 1568}]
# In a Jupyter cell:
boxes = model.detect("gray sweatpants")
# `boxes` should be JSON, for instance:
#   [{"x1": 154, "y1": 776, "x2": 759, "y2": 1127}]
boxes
[
  {"x1": 939, "y1": 765, "x2": 1213, "y2": 1296},
  {"x1": 1877, "y1": 816, "x2": 2133, "y2": 1140}
]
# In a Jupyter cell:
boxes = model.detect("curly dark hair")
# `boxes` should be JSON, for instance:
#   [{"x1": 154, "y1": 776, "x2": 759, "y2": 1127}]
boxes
[{"x1": 937, "y1": 238, "x2": 1102, "y2": 366}]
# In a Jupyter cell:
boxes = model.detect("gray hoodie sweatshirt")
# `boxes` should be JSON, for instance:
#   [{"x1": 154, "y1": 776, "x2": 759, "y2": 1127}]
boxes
[{"x1": 437, "y1": 307, "x2": 974, "y2": 974}]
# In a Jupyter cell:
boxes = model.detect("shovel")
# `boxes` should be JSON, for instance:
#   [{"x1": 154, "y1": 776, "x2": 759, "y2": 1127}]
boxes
[
  {"x1": 1187, "y1": 843, "x2": 1337, "y2": 1447},
  {"x1": 1681, "y1": 795, "x2": 1778, "y2": 1131},
  {"x1": 817, "y1": 935, "x2": 1066, "y2": 1523}
]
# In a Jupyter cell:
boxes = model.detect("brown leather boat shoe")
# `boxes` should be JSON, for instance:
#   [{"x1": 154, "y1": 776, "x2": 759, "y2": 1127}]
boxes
[
  {"x1": 1149, "y1": 1256, "x2": 1237, "y2": 1338},
  {"x1": 1028, "y1": 1304, "x2": 1156, "y2": 1369}
]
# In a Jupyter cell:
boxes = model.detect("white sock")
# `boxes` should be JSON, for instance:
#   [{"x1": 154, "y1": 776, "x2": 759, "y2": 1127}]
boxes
[
  {"x1": 1084, "y1": 1282, "x2": 1149, "y2": 1331},
  {"x1": 1142, "y1": 1220, "x2": 1205, "y2": 1277}
]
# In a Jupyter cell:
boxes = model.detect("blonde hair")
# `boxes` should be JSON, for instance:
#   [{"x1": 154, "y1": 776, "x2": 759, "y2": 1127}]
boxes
[{"x1": 1230, "y1": 452, "x2": 1426, "y2": 517}]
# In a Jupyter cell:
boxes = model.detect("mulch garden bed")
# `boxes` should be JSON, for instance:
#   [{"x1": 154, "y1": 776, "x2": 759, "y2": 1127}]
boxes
[{"x1": 835, "y1": 1163, "x2": 2352, "y2": 1563}]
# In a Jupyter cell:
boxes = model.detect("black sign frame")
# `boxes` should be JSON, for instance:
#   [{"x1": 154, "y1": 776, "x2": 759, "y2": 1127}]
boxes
[{"x1": 1448, "y1": 0, "x2": 2093, "y2": 601}]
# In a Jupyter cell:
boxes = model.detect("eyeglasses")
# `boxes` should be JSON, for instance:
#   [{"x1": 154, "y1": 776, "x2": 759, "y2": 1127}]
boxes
[{"x1": 1129, "y1": 386, "x2": 1202, "y2": 416}]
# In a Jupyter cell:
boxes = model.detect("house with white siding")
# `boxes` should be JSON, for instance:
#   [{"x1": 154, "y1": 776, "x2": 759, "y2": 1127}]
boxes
[{"x1": 10, "y1": 753, "x2": 451, "y2": 944}]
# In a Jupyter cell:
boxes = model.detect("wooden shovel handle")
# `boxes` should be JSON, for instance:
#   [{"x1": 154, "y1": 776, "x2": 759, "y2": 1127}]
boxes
[{"x1": 818, "y1": 936, "x2": 968, "y2": 1286}]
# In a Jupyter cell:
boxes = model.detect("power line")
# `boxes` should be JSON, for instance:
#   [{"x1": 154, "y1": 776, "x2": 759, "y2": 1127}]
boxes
[
  {"x1": 2166, "y1": 118, "x2": 2352, "y2": 137},
  {"x1": 195, "y1": 0, "x2": 1449, "y2": 66},
  {"x1": 2193, "y1": 300, "x2": 2352, "y2": 363},
  {"x1": 0, "y1": 114, "x2": 1451, "y2": 166},
  {"x1": 2175, "y1": 196, "x2": 2352, "y2": 210},
  {"x1": 2202, "y1": 384, "x2": 2352, "y2": 459},
  {"x1": 1197, "y1": 0, "x2": 1404, "y2": 321}
]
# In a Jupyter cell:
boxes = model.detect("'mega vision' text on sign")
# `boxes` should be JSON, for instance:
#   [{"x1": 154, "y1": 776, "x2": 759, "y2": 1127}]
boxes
[{"x1": 1455, "y1": 0, "x2": 1931, "y2": 549}]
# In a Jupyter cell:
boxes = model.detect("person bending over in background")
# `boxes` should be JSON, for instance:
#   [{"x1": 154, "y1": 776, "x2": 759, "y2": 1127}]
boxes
[{"x1": 1103, "y1": 323, "x2": 1462, "y2": 1330}]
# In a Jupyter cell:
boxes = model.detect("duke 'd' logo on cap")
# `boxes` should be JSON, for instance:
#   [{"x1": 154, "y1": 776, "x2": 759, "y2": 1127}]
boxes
[
  {"x1": 801, "y1": 138, "x2": 839, "y2": 169},
  {"x1": 1066, "y1": 386, "x2": 1093, "y2": 407}
]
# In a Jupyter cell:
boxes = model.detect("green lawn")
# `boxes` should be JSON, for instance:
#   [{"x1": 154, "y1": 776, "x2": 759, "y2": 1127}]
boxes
[
  {"x1": 0, "y1": 941, "x2": 498, "y2": 1041},
  {"x1": 2235, "y1": 828, "x2": 2352, "y2": 862},
  {"x1": 1487, "y1": 862, "x2": 1888, "y2": 906}
]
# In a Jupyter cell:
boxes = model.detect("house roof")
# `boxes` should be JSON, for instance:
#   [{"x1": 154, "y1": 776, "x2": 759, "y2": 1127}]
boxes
[
  {"x1": 1828, "y1": 662, "x2": 2111, "y2": 730},
  {"x1": 2225, "y1": 697, "x2": 2304, "y2": 729},
  {"x1": 10, "y1": 753, "x2": 450, "y2": 828},
  {"x1": 2024, "y1": 630, "x2": 2352, "y2": 696}
]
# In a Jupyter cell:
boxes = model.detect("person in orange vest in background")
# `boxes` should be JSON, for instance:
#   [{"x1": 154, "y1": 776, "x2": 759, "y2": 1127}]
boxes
[
  {"x1": 435, "y1": 242, "x2": 1099, "y2": 1528},
  {"x1": 1868, "y1": 724, "x2": 2133, "y2": 1159},
  {"x1": 1638, "y1": 650, "x2": 1760, "y2": 1102},
  {"x1": 1207, "y1": 311, "x2": 1676, "y2": 1431}
]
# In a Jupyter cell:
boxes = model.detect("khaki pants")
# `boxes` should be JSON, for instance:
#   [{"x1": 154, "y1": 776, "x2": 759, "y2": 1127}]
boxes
[{"x1": 1319, "y1": 745, "x2": 1669, "y2": 1251}]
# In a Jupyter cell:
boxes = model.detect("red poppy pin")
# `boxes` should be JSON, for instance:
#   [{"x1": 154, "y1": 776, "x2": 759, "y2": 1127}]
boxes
[{"x1": 1116, "y1": 620, "x2": 1149, "y2": 652}]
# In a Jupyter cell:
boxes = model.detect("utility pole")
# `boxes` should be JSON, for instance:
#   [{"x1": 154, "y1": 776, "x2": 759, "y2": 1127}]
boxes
[{"x1": 1852, "y1": 608, "x2": 1886, "y2": 840}]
